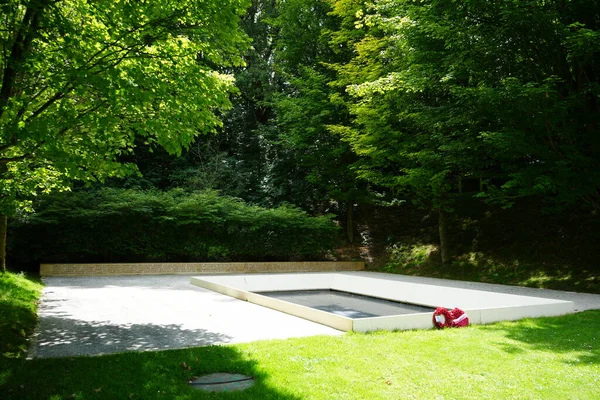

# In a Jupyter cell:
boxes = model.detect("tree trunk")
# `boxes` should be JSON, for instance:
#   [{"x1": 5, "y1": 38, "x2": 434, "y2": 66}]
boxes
[
  {"x1": 0, "y1": 3, "x2": 45, "y2": 118},
  {"x1": 346, "y1": 200, "x2": 354, "y2": 243},
  {"x1": 0, "y1": 214, "x2": 6, "y2": 273},
  {"x1": 438, "y1": 209, "x2": 450, "y2": 264}
]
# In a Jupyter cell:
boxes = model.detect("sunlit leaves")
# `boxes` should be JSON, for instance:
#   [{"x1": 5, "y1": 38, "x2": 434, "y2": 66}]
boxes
[
  {"x1": 0, "y1": 0, "x2": 250, "y2": 214},
  {"x1": 328, "y1": 0, "x2": 600, "y2": 211}
]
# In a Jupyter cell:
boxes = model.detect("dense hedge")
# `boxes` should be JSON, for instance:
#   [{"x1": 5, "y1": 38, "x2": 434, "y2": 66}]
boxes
[{"x1": 8, "y1": 189, "x2": 339, "y2": 265}]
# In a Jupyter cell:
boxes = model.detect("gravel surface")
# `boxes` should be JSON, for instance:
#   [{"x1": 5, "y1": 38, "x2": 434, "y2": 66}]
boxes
[
  {"x1": 31, "y1": 275, "x2": 342, "y2": 358},
  {"x1": 31, "y1": 273, "x2": 600, "y2": 358}
]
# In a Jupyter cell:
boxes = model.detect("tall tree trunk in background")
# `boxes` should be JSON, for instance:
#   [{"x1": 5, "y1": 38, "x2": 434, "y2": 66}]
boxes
[
  {"x1": 438, "y1": 209, "x2": 450, "y2": 264},
  {"x1": 0, "y1": 215, "x2": 7, "y2": 273},
  {"x1": 346, "y1": 200, "x2": 354, "y2": 243}
]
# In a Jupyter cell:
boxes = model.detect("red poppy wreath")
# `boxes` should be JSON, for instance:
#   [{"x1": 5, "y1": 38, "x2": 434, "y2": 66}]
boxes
[{"x1": 432, "y1": 307, "x2": 469, "y2": 328}]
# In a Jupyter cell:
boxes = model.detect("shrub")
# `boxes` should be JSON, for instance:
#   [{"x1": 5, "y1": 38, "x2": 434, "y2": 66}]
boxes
[
  {"x1": 384, "y1": 243, "x2": 438, "y2": 273},
  {"x1": 8, "y1": 189, "x2": 339, "y2": 265}
]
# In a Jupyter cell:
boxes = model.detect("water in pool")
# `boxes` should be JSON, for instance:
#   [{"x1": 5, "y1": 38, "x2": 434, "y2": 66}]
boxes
[{"x1": 257, "y1": 289, "x2": 433, "y2": 318}]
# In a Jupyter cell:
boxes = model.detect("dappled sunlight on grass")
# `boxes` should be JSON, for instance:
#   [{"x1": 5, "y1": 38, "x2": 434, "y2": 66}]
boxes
[
  {"x1": 235, "y1": 320, "x2": 600, "y2": 399},
  {"x1": 2, "y1": 313, "x2": 599, "y2": 399},
  {"x1": 523, "y1": 271, "x2": 575, "y2": 287},
  {"x1": 361, "y1": 200, "x2": 600, "y2": 294},
  {"x1": 0, "y1": 272, "x2": 43, "y2": 359},
  {"x1": 481, "y1": 311, "x2": 600, "y2": 367},
  {"x1": 381, "y1": 243, "x2": 600, "y2": 294}
]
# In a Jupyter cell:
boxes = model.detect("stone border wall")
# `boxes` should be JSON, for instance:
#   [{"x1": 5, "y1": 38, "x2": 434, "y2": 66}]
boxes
[{"x1": 39, "y1": 261, "x2": 364, "y2": 277}]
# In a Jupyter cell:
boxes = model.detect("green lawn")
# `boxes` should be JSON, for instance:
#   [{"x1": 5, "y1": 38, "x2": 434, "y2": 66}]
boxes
[
  {"x1": 0, "y1": 271, "x2": 43, "y2": 359},
  {"x1": 1, "y1": 272, "x2": 599, "y2": 399}
]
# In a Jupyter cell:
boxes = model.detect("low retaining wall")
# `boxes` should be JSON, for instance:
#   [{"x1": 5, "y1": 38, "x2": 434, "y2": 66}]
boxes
[{"x1": 39, "y1": 261, "x2": 364, "y2": 277}]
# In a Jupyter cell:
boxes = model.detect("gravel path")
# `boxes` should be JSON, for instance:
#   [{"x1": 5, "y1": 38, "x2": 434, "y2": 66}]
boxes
[
  {"x1": 31, "y1": 273, "x2": 600, "y2": 359},
  {"x1": 31, "y1": 275, "x2": 342, "y2": 358}
]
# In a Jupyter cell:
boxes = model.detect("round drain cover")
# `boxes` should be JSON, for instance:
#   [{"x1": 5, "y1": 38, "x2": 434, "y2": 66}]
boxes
[{"x1": 189, "y1": 373, "x2": 254, "y2": 392}]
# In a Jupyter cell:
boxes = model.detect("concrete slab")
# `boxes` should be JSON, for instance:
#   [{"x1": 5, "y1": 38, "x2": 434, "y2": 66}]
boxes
[
  {"x1": 189, "y1": 373, "x2": 255, "y2": 392},
  {"x1": 344, "y1": 272, "x2": 600, "y2": 312},
  {"x1": 31, "y1": 275, "x2": 342, "y2": 358}
]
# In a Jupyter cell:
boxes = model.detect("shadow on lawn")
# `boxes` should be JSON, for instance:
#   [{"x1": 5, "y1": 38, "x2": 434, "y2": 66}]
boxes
[
  {"x1": 484, "y1": 310, "x2": 600, "y2": 366},
  {"x1": 2, "y1": 344, "x2": 302, "y2": 400},
  {"x1": 389, "y1": 252, "x2": 600, "y2": 294}
]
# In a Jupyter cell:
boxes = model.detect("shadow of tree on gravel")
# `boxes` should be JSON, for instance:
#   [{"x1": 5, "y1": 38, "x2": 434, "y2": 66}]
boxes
[{"x1": 32, "y1": 317, "x2": 234, "y2": 358}]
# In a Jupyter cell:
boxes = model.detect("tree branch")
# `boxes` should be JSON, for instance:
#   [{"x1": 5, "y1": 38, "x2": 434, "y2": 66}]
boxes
[
  {"x1": 0, "y1": 139, "x2": 18, "y2": 154},
  {"x1": 0, "y1": 141, "x2": 45, "y2": 165},
  {"x1": 28, "y1": 90, "x2": 65, "y2": 120}
]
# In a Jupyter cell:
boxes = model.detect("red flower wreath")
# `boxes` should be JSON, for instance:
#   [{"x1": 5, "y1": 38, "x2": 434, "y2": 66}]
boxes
[
  {"x1": 450, "y1": 307, "x2": 469, "y2": 327},
  {"x1": 432, "y1": 307, "x2": 470, "y2": 328},
  {"x1": 432, "y1": 307, "x2": 453, "y2": 328}
]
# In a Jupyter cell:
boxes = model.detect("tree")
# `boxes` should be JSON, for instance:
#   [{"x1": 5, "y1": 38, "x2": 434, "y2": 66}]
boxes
[
  {"x1": 0, "y1": 0, "x2": 250, "y2": 271},
  {"x1": 262, "y1": 0, "x2": 368, "y2": 242},
  {"x1": 328, "y1": 0, "x2": 485, "y2": 262},
  {"x1": 151, "y1": 0, "x2": 280, "y2": 204},
  {"x1": 328, "y1": 0, "x2": 600, "y2": 263},
  {"x1": 217, "y1": 0, "x2": 279, "y2": 204}
]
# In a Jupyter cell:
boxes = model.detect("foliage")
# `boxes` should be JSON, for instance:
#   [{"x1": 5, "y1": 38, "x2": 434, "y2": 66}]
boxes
[
  {"x1": 315, "y1": 0, "x2": 600, "y2": 262},
  {"x1": 8, "y1": 189, "x2": 339, "y2": 264},
  {"x1": 0, "y1": 0, "x2": 250, "y2": 215},
  {"x1": 1, "y1": 309, "x2": 600, "y2": 398},
  {"x1": 329, "y1": 0, "x2": 600, "y2": 211},
  {"x1": 384, "y1": 243, "x2": 437, "y2": 271},
  {"x1": 3, "y1": 0, "x2": 599, "y2": 270},
  {"x1": 130, "y1": 0, "x2": 374, "y2": 239},
  {"x1": 208, "y1": 0, "x2": 280, "y2": 203},
  {"x1": 367, "y1": 199, "x2": 600, "y2": 293},
  {"x1": 255, "y1": 0, "x2": 374, "y2": 243}
]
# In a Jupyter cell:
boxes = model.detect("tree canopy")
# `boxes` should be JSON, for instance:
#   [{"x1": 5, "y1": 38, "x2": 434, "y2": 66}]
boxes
[
  {"x1": 0, "y1": 0, "x2": 251, "y2": 270},
  {"x1": 0, "y1": 0, "x2": 250, "y2": 214},
  {"x1": 325, "y1": 0, "x2": 600, "y2": 261},
  {"x1": 3, "y1": 0, "x2": 600, "y2": 271}
]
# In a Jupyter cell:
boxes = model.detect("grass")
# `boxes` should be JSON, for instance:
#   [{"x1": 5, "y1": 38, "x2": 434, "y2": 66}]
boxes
[
  {"x1": 0, "y1": 271, "x2": 43, "y2": 359},
  {"x1": 378, "y1": 244, "x2": 600, "y2": 294},
  {"x1": 1, "y1": 312, "x2": 598, "y2": 399},
  {"x1": 357, "y1": 200, "x2": 600, "y2": 294},
  {"x1": 1, "y1": 270, "x2": 599, "y2": 399}
]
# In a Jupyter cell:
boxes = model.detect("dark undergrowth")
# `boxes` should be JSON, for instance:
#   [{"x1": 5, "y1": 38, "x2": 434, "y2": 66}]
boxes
[{"x1": 354, "y1": 199, "x2": 600, "y2": 294}]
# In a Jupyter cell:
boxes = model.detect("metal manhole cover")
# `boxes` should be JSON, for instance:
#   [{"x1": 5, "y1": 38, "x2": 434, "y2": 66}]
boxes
[{"x1": 189, "y1": 373, "x2": 255, "y2": 392}]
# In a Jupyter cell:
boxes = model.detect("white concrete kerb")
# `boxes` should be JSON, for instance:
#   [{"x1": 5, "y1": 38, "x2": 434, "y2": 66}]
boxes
[{"x1": 191, "y1": 271, "x2": 575, "y2": 332}]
